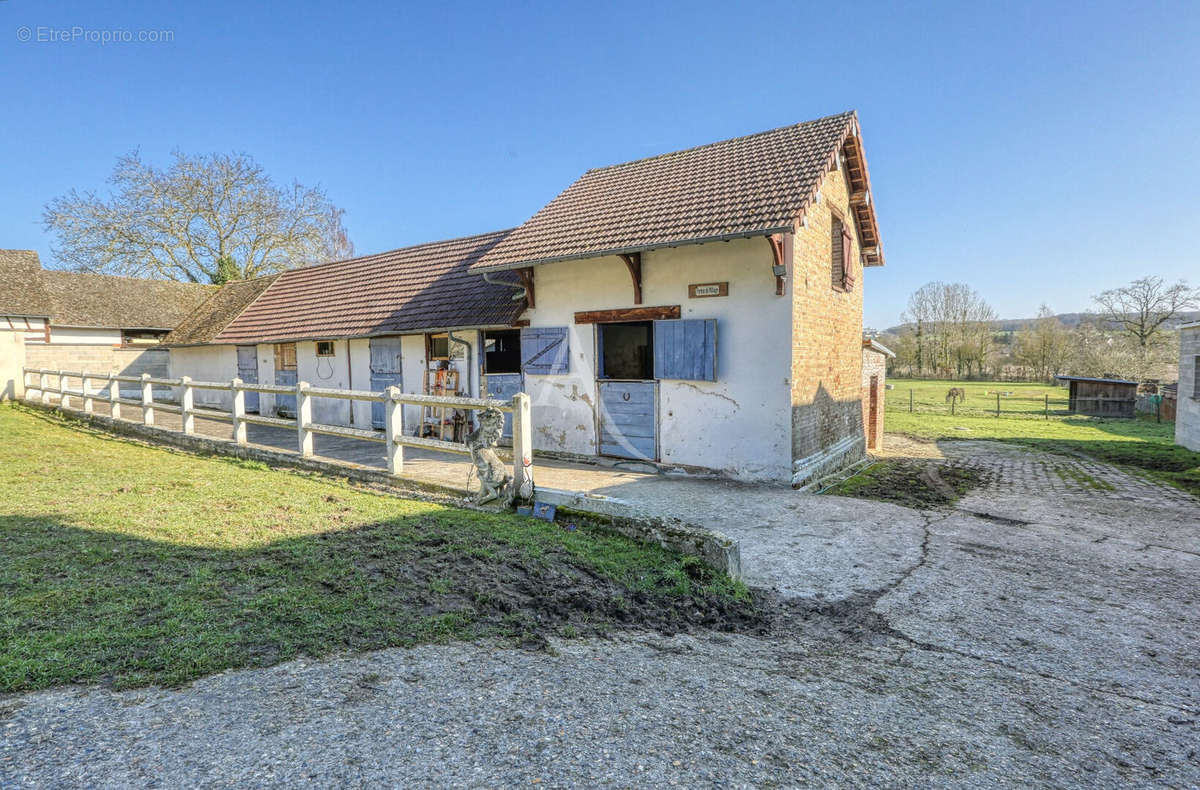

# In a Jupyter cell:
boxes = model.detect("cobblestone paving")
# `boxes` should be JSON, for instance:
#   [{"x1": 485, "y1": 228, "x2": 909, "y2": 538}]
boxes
[{"x1": 936, "y1": 440, "x2": 1197, "y2": 507}]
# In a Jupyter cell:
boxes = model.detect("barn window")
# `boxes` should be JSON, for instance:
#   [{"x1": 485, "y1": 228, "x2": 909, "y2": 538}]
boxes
[
  {"x1": 598, "y1": 322, "x2": 653, "y2": 380},
  {"x1": 273, "y1": 343, "x2": 297, "y2": 371},
  {"x1": 484, "y1": 329, "x2": 521, "y2": 374},
  {"x1": 315, "y1": 340, "x2": 335, "y2": 357},
  {"x1": 831, "y1": 212, "x2": 854, "y2": 292}
]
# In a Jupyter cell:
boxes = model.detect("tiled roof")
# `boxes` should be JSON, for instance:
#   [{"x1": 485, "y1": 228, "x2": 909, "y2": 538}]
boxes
[
  {"x1": 163, "y1": 275, "x2": 280, "y2": 346},
  {"x1": 0, "y1": 250, "x2": 53, "y2": 318},
  {"x1": 0, "y1": 250, "x2": 212, "y2": 328},
  {"x1": 40, "y1": 270, "x2": 215, "y2": 329},
  {"x1": 474, "y1": 111, "x2": 883, "y2": 270},
  {"x1": 213, "y1": 230, "x2": 524, "y2": 344}
]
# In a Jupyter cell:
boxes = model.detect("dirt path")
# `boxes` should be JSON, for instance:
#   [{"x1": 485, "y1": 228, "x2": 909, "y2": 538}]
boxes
[{"x1": 3, "y1": 439, "x2": 1197, "y2": 788}]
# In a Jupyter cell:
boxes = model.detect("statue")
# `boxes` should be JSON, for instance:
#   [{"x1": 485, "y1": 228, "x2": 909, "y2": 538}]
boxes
[{"x1": 466, "y1": 407, "x2": 514, "y2": 506}]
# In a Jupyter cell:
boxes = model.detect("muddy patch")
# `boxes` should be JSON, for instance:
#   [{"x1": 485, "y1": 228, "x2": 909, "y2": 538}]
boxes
[{"x1": 827, "y1": 460, "x2": 985, "y2": 509}]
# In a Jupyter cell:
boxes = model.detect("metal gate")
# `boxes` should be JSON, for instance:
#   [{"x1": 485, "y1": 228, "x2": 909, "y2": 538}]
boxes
[
  {"x1": 598, "y1": 380, "x2": 657, "y2": 460},
  {"x1": 273, "y1": 343, "x2": 297, "y2": 417},
  {"x1": 369, "y1": 337, "x2": 403, "y2": 429},
  {"x1": 236, "y1": 346, "x2": 259, "y2": 413}
]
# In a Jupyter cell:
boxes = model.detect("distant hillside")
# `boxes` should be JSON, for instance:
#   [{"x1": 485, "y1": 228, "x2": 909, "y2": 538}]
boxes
[{"x1": 884, "y1": 310, "x2": 1200, "y2": 336}]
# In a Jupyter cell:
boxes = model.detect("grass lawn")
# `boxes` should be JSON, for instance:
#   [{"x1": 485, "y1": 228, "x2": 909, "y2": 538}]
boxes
[
  {"x1": 0, "y1": 405, "x2": 755, "y2": 693},
  {"x1": 885, "y1": 380, "x2": 1199, "y2": 496}
]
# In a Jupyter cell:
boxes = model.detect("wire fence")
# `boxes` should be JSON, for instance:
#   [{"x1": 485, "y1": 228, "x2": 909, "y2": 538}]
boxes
[{"x1": 887, "y1": 386, "x2": 1138, "y2": 420}]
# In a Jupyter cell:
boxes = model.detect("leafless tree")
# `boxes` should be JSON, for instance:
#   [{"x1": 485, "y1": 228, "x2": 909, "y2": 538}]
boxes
[
  {"x1": 1015, "y1": 305, "x2": 1072, "y2": 381},
  {"x1": 1093, "y1": 277, "x2": 1197, "y2": 349},
  {"x1": 44, "y1": 151, "x2": 354, "y2": 283}
]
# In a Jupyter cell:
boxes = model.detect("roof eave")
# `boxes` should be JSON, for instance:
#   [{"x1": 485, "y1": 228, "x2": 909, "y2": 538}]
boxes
[
  {"x1": 472, "y1": 226, "x2": 795, "y2": 272},
  {"x1": 210, "y1": 322, "x2": 523, "y2": 348}
]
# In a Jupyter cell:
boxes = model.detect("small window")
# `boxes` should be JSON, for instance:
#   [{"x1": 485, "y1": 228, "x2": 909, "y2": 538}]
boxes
[
  {"x1": 315, "y1": 340, "x2": 335, "y2": 357},
  {"x1": 484, "y1": 329, "x2": 521, "y2": 374},
  {"x1": 428, "y1": 333, "x2": 449, "y2": 360},
  {"x1": 598, "y1": 322, "x2": 653, "y2": 380}
]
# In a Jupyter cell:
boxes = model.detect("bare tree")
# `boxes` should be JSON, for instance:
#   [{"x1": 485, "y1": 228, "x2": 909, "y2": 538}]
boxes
[
  {"x1": 901, "y1": 281, "x2": 997, "y2": 378},
  {"x1": 1015, "y1": 305, "x2": 1072, "y2": 381},
  {"x1": 44, "y1": 151, "x2": 354, "y2": 283},
  {"x1": 1093, "y1": 277, "x2": 1197, "y2": 350}
]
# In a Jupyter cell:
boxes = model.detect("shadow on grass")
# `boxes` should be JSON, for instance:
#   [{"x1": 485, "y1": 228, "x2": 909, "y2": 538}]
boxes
[{"x1": 0, "y1": 513, "x2": 764, "y2": 693}]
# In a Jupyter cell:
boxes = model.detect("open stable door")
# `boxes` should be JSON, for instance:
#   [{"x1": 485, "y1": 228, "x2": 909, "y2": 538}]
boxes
[{"x1": 596, "y1": 322, "x2": 657, "y2": 460}]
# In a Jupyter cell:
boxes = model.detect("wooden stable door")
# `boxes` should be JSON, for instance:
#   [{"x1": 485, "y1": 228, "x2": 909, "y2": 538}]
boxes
[{"x1": 368, "y1": 337, "x2": 403, "y2": 429}]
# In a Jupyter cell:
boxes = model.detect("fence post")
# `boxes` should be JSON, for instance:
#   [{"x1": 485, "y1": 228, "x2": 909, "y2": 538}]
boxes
[
  {"x1": 1045, "y1": 393, "x2": 1049, "y2": 420},
  {"x1": 297, "y1": 381, "x2": 314, "y2": 457},
  {"x1": 231, "y1": 378, "x2": 247, "y2": 445},
  {"x1": 180, "y1": 376, "x2": 195, "y2": 435},
  {"x1": 512, "y1": 392, "x2": 533, "y2": 500},
  {"x1": 109, "y1": 374, "x2": 121, "y2": 420},
  {"x1": 385, "y1": 386, "x2": 403, "y2": 475},
  {"x1": 996, "y1": 392, "x2": 1000, "y2": 418},
  {"x1": 82, "y1": 374, "x2": 93, "y2": 414},
  {"x1": 909, "y1": 389, "x2": 914, "y2": 413},
  {"x1": 21, "y1": 369, "x2": 30, "y2": 400},
  {"x1": 60, "y1": 373, "x2": 71, "y2": 410},
  {"x1": 141, "y1": 373, "x2": 155, "y2": 426},
  {"x1": 40, "y1": 372, "x2": 49, "y2": 405}
]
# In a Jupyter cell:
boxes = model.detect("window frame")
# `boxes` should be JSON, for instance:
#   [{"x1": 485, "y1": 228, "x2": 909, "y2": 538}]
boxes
[{"x1": 315, "y1": 340, "x2": 335, "y2": 357}]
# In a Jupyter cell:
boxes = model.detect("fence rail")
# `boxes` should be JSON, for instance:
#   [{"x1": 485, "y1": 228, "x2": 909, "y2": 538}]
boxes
[
  {"x1": 892, "y1": 387, "x2": 1140, "y2": 420},
  {"x1": 21, "y1": 367, "x2": 533, "y2": 492}
]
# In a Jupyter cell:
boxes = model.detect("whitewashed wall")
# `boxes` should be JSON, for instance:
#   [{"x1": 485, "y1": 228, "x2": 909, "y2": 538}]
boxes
[
  {"x1": 48, "y1": 326, "x2": 123, "y2": 345},
  {"x1": 169, "y1": 346, "x2": 238, "y2": 408},
  {"x1": 519, "y1": 237, "x2": 794, "y2": 480},
  {"x1": 170, "y1": 334, "x2": 484, "y2": 434}
]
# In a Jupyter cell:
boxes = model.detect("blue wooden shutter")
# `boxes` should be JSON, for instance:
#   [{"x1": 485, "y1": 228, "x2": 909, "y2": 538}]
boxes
[
  {"x1": 520, "y1": 327, "x2": 569, "y2": 374},
  {"x1": 653, "y1": 319, "x2": 716, "y2": 381}
]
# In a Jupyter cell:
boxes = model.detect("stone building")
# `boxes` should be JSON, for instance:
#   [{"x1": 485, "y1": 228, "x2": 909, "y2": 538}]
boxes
[
  {"x1": 166, "y1": 111, "x2": 887, "y2": 484},
  {"x1": 0, "y1": 250, "x2": 212, "y2": 399},
  {"x1": 1177, "y1": 322, "x2": 1200, "y2": 451}
]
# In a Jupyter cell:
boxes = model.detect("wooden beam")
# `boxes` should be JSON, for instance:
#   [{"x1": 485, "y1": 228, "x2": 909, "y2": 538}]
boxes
[
  {"x1": 515, "y1": 267, "x2": 535, "y2": 309},
  {"x1": 767, "y1": 233, "x2": 787, "y2": 296},
  {"x1": 574, "y1": 305, "x2": 680, "y2": 324},
  {"x1": 617, "y1": 252, "x2": 642, "y2": 305},
  {"x1": 849, "y1": 189, "x2": 870, "y2": 207}
]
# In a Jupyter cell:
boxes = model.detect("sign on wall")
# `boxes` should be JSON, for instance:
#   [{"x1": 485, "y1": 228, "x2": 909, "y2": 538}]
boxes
[{"x1": 688, "y1": 282, "x2": 728, "y2": 298}]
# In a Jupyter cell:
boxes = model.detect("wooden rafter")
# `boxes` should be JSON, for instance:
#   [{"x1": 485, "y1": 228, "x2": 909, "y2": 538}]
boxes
[
  {"x1": 617, "y1": 252, "x2": 643, "y2": 304},
  {"x1": 574, "y1": 305, "x2": 680, "y2": 324},
  {"x1": 515, "y1": 267, "x2": 535, "y2": 309},
  {"x1": 766, "y1": 233, "x2": 787, "y2": 296}
]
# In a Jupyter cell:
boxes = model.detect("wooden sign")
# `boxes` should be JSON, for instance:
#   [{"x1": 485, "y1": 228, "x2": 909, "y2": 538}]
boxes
[{"x1": 688, "y1": 282, "x2": 728, "y2": 298}]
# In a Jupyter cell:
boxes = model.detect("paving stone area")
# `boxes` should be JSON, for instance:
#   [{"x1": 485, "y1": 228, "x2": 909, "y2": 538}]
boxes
[{"x1": 3, "y1": 430, "x2": 1198, "y2": 788}]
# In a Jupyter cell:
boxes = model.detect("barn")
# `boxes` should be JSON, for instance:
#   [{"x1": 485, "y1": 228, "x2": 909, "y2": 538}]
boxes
[
  {"x1": 1055, "y1": 375, "x2": 1139, "y2": 418},
  {"x1": 166, "y1": 111, "x2": 887, "y2": 484}
]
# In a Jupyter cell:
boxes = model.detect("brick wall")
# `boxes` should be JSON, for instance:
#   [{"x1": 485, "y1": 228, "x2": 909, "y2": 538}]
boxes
[
  {"x1": 789, "y1": 160, "x2": 866, "y2": 484},
  {"x1": 23, "y1": 344, "x2": 170, "y2": 397},
  {"x1": 862, "y1": 349, "x2": 887, "y2": 450},
  {"x1": 1177, "y1": 327, "x2": 1200, "y2": 451}
]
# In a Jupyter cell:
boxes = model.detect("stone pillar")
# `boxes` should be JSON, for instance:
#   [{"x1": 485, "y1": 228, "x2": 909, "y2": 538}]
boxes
[
  {"x1": 511, "y1": 392, "x2": 533, "y2": 500},
  {"x1": 231, "y1": 378, "x2": 247, "y2": 445},
  {"x1": 141, "y1": 373, "x2": 155, "y2": 426},
  {"x1": 180, "y1": 376, "x2": 195, "y2": 435},
  {"x1": 385, "y1": 386, "x2": 403, "y2": 475},
  {"x1": 297, "y1": 382, "x2": 313, "y2": 457}
]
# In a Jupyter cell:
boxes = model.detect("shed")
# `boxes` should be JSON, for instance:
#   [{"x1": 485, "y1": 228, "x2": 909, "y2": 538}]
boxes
[{"x1": 1054, "y1": 375, "x2": 1138, "y2": 418}]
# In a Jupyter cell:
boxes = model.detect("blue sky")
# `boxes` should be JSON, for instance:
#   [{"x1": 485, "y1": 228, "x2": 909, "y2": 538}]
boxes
[{"x1": 2, "y1": 0, "x2": 1197, "y2": 329}]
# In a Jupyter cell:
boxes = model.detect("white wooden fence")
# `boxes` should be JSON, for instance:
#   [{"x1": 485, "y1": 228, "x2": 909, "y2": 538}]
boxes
[{"x1": 21, "y1": 367, "x2": 534, "y2": 493}]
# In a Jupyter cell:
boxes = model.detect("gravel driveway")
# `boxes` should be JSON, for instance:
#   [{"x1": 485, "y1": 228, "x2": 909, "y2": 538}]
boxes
[{"x1": 3, "y1": 440, "x2": 1198, "y2": 788}]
